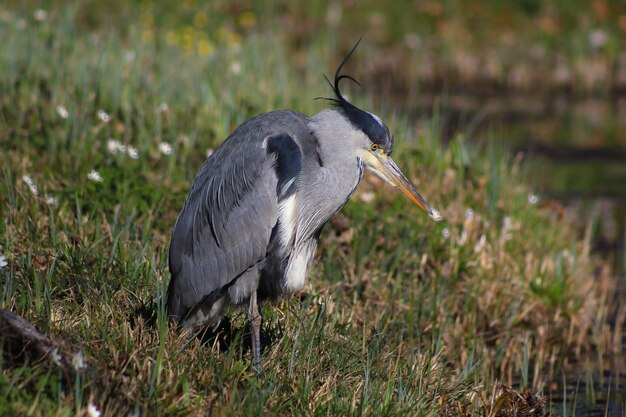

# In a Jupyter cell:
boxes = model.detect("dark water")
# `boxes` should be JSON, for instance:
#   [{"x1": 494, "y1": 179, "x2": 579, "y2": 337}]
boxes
[
  {"x1": 408, "y1": 93, "x2": 626, "y2": 274},
  {"x1": 544, "y1": 313, "x2": 626, "y2": 416},
  {"x1": 409, "y1": 92, "x2": 626, "y2": 415}
]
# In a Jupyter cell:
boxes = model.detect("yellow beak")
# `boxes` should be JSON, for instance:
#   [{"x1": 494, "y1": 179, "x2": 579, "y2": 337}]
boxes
[{"x1": 364, "y1": 151, "x2": 442, "y2": 221}]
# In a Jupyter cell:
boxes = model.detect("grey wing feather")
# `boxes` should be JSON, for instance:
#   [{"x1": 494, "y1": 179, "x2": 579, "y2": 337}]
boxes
[{"x1": 167, "y1": 111, "x2": 308, "y2": 321}]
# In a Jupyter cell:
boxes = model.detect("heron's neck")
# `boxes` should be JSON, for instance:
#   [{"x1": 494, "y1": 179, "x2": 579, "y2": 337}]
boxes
[
  {"x1": 293, "y1": 111, "x2": 364, "y2": 239},
  {"x1": 309, "y1": 110, "x2": 361, "y2": 172}
]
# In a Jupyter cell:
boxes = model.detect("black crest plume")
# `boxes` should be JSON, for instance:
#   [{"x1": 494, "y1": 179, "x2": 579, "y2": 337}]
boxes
[{"x1": 318, "y1": 37, "x2": 363, "y2": 108}]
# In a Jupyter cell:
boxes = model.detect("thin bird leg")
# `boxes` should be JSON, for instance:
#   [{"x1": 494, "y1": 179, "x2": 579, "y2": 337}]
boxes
[{"x1": 248, "y1": 290, "x2": 263, "y2": 373}]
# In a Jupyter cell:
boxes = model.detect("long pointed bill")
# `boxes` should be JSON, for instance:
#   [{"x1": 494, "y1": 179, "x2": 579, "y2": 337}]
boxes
[{"x1": 365, "y1": 152, "x2": 442, "y2": 221}]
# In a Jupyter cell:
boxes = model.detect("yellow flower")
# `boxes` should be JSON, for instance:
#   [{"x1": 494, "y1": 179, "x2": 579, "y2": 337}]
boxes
[
  {"x1": 181, "y1": 26, "x2": 195, "y2": 52},
  {"x1": 193, "y1": 13, "x2": 209, "y2": 28},
  {"x1": 238, "y1": 11, "x2": 257, "y2": 28},
  {"x1": 197, "y1": 38, "x2": 215, "y2": 56},
  {"x1": 141, "y1": 29, "x2": 154, "y2": 43},
  {"x1": 217, "y1": 26, "x2": 242, "y2": 47}
]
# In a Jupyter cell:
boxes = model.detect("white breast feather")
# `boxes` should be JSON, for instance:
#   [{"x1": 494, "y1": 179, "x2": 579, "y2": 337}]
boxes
[
  {"x1": 284, "y1": 239, "x2": 317, "y2": 291},
  {"x1": 277, "y1": 195, "x2": 297, "y2": 245}
]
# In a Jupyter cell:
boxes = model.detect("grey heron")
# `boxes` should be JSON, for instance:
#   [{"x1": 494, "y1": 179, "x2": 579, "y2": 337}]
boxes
[{"x1": 167, "y1": 40, "x2": 441, "y2": 371}]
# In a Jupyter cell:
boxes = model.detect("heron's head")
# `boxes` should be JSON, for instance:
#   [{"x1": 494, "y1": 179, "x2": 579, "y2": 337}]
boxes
[{"x1": 321, "y1": 39, "x2": 441, "y2": 221}]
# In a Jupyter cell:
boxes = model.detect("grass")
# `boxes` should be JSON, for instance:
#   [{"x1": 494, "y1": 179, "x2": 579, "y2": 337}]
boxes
[{"x1": 0, "y1": 2, "x2": 619, "y2": 416}]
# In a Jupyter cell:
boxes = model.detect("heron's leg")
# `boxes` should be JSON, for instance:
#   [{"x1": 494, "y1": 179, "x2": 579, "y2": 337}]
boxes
[{"x1": 248, "y1": 290, "x2": 263, "y2": 373}]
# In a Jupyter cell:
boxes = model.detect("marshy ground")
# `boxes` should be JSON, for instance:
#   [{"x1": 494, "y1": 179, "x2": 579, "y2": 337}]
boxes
[{"x1": 1, "y1": 1, "x2": 625, "y2": 416}]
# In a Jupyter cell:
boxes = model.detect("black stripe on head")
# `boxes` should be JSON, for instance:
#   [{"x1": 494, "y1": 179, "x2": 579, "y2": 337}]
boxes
[{"x1": 318, "y1": 38, "x2": 394, "y2": 153}]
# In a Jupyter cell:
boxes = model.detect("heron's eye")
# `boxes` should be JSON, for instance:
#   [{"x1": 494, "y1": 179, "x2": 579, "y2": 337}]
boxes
[{"x1": 371, "y1": 144, "x2": 379, "y2": 151}]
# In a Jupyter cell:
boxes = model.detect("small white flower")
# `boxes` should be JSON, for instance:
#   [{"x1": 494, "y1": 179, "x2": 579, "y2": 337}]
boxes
[
  {"x1": 501, "y1": 216, "x2": 513, "y2": 241},
  {"x1": 180, "y1": 134, "x2": 190, "y2": 145},
  {"x1": 127, "y1": 146, "x2": 139, "y2": 159},
  {"x1": 22, "y1": 175, "x2": 34, "y2": 186},
  {"x1": 87, "y1": 403, "x2": 101, "y2": 417},
  {"x1": 230, "y1": 61, "x2": 242, "y2": 75},
  {"x1": 359, "y1": 191, "x2": 375, "y2": 203},
  {"x1": 527, "y1": 193, "x2": 538, "y2": 205},
  {"x1": 97, "y1": 110, "x2": 110, "y2": 123},
  {"x1": 124, "y1": 50, "x2": 136, "y2": 63},
  {"x1": 33, "y1": 9, "x2": 48, "y2": 22},
  {"x1": 50, "y1": 348, "x2": 62, "y2": 366},
  {"x1": 87, "y1": 170, "x2": 103, "y2": 183},
  {"x1": 589, "y1": 30, "x2": 608, "y2": 49},
  {"x1": 33, "y1": 9, "x2": 47, "y2": 22},
  {"x1": 158, "y1": 142, "x2": 173, "y2": 156},
  {"x1": 156, "y1": 102, "x2": 169, "y2": 113},
  {"x1": 56, "y1": 105, "x2": 69, "y2": 119},
  {"x1": 71, "y1": 350, "x2": 87, "y2": 370},
  {"x1": 22, "y1": 175, "x2": 38, "y2": 195},
  {"x1": 206, "y1": 148, "x2": 214, "y2": 158},
  {"x1": 465, "y1": 208, "x2": 474, "y2": 220},
  {"x1": 107, "y1": 139, "x2": 122, "y2": 154},
  {"x1": 44, "y1": 194, "x2": 58, "y2": 205},
  {"x1": 441, "y1": 228, "x2": 450, "y2": 240},
  {"x1": 404, "y1": 33, "x2": 421, "y2": 50},
  {"x1": 0, "y1": 255, "x2": 8, "y2": 269}
]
